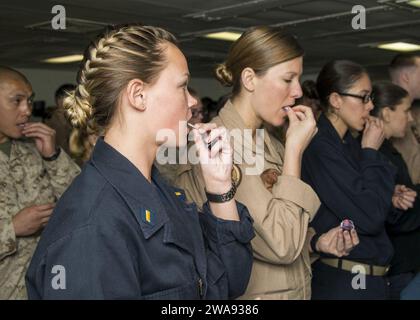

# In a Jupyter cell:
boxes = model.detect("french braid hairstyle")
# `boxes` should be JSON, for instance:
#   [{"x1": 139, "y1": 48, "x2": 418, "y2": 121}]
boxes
[{"x1": 64, "y1": 23, "x2": 177, "y2": 133}]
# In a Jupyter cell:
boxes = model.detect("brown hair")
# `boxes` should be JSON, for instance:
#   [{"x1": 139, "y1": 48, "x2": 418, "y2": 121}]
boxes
[
  {"x1": 64, "y1": 23, "x2": 177, "y2": 132},
  {"x1": 371, "y1": 82, "x2": 409, "y2": 117},
  {"x1": 316, "y1": 60, "x2": 367, "y2": 114},
  {"x1": 214, "y1": 26, "x2": 304, "y2": 96}
]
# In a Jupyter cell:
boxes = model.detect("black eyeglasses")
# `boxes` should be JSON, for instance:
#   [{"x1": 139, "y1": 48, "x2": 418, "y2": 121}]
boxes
[{"x1": 337, "y1": 92, "x2": 374, "y2": 104}]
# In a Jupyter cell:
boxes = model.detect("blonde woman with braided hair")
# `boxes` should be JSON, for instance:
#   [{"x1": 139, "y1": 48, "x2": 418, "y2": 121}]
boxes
[{"x1": 25, "y1": 24, "x2": 254, "y2": 299}]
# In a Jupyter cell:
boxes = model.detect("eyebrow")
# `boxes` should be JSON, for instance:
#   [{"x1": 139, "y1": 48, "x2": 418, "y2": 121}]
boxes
[
  {"x1": 178, "y1": 73, "x2": 190, "y2": 85},
  {"x1": 10, "y1": 91, "x2": 34, "y2": 97}
]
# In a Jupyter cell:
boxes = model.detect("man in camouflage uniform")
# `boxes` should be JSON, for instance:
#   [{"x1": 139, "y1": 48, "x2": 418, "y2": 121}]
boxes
[{"x1": 0, "y1": 66, "x2": 80, "y2": 299}]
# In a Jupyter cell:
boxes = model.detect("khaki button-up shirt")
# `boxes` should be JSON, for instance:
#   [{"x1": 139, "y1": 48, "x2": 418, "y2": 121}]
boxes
[
  {"x1": 175, "y1": 101, "x2": 320, "y2": 299},
  {"x1": 0, "y1": 139, "x2": 80, "y2": 299}
]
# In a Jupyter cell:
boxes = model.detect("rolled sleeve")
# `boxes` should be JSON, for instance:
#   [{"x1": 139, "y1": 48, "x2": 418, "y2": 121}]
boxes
[
  {"x1": 43, "y1": 147, "x2": 80, "y2": 197},
  {"x1": 201, "y1": 201, "x2": 255, "y2": 245},
  {"x1": 273, "y1": 175, "x2": 321, "y2": 221}
]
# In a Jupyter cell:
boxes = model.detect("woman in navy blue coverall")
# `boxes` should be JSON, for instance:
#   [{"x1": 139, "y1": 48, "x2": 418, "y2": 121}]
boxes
[
  {"x1": 25, "y1": 24, "x2": 255, "y2": 299},
  {"x1": 302, "y1": 60, "x2": 408, "y2": 299}
]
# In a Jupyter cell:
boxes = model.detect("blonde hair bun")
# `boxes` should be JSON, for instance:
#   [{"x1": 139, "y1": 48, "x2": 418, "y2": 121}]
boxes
[
  {"x1": 63, "y1": 87, "x2": 93, "y2": 128},
  {"x1": 215, "y1": 63, "x2": 234, "y2": 87}
]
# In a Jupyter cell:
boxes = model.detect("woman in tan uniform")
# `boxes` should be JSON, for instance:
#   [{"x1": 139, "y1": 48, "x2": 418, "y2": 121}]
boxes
[{"x1": 176, "y1": 26, "x2": 359, "y2": 299}]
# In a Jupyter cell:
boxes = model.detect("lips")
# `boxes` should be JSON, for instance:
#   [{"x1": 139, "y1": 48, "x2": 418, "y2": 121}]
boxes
[{"x1": 16, "y1": 121, "x2": 28, "y2": 129}]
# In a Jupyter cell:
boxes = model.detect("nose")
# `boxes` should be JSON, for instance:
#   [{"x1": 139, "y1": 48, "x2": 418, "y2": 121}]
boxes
[
  {"x1": 408, "y1": 110, "x2": 414, "y2": 123},
  {"x1": 291, "y1": 81, "x2": 303, "y2": 99},
  {"x1": 22, "y1": 100, "x2": 32, "y2": 117},
  {"x1": 366, "y1": 100, "x2": 374, "y2": 112},
  {"x1": 188, "y1": 91, "x2": 198, "y2": 109}
]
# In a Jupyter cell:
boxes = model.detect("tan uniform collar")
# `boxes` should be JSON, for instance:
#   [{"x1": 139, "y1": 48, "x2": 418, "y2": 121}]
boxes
[{"x1": 216, "y1": 100, "x2": 283, "y2": 166}]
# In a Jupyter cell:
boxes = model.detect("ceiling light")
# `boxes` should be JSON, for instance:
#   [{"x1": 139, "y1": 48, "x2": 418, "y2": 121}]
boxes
[
  {"x1": 377, "y1": 42, "x2": 420, "y2": 52},
  {"x1": 43, "y1": 54, "x2": 84, "y2": 64},
  {"x1": 202, "y1": 31, "x2": 242, "y2": 42},
  {"x1": 408, "y1": 0, "x2": 420, "y2": 8}
]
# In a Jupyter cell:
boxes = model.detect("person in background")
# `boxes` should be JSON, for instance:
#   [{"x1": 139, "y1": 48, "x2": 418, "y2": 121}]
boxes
[
  {"x1": 410, "y1": 99, "x2": 420, "y2": 144},
  {"x1": 0, "y1": 66, "x2": 80, "y2": 299},
  {"x1": 302, "y1": 60, "x2": 402, "y2": 299},
  {"x1": 371, "y1": 82, "x2": 420, "y2": 299},
  {"x1": 203, "y1": 94, "x2": 229, "y2": 122},
  {"x1": 297, "y1": 80, "x2": 321, "y2": 119},
  {"x1": 45, "y1": 84, "x2": 75, "y2": 155},
  {"x1": 389, "y1": 53, "x2": 420, "y2": 184},
  {"x1": 201, "y1": 96, "x2": 215, "y2": 122},
  {"x1": 176, "y1": 26, "x2": 359, "y2": 300},
  {"x1": 187, "y1": 87, "x2": 204, "y2": 125}
]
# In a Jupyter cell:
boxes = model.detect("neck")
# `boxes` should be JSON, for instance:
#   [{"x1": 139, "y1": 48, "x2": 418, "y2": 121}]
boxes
[
  {"x1": 0, "y1": 134, "x2": 8, "y2": 144},
  {"x1": 383, "y1": 125, "x2": 393, "y2": 140},
  {"x1": 326, "y1": 113, "x2": 348, "y2": 139},
  {"x1": 104, "y1": 126, "x2": 156, "y2": 182},
  {"x1": 231, "y1": 94, "x2": 262, "y2": 135}
]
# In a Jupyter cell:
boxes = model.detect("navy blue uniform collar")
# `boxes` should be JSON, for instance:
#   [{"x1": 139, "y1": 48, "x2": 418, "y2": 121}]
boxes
[
  {"x1": 381, "y1": 139, "x2": 399, "y2": 155},
  {"x1": 318, "y1": 113, "x2": 353, "y2": 145},
  {"x1": 90, "y1": 137, "x2": 170, "y2": 239}
]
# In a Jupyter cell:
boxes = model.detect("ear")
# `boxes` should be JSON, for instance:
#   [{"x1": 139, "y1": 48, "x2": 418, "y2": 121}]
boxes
[
  {"x1": 382, "y1": 107, "x2": 392, "y2": 123},
  {"x1": 241, "y1": 67, "x2": 256, "y2": 92},
  {"x1": 125, "y1": 78, "x2": 146, "y2": 111},
  {"x1": 400, "y1": 70, "x2": 410, "y2": 85},
  {"x1": 328, "y1": 92, "x2": 342, "y2": 112}
]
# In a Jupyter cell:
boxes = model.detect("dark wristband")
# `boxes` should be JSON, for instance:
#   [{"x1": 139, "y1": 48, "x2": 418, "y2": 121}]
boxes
[
  {"x1": 42, "y1": 147, "x2": 61, "y2": 162},
  {"x1": 205, "y1": 183, "x2": 237, "y2": 203}
]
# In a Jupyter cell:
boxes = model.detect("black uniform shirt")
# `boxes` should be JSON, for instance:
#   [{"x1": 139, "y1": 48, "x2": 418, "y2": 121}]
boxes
[{"x1": 302, "y1": 114, "x2": 397, "y2": 266}]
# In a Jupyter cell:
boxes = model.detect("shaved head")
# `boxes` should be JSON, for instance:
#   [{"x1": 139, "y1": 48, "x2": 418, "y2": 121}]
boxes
[
  {"x1": 0, "y1": 66, "x2": 33, "y2": 142},
  {"x1": 0, "y1": 66, "x2": 30, "y2": 87}
]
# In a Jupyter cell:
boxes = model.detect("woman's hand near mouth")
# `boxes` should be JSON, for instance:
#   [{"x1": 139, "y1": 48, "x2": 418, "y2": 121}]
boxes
[{"x1": 361, "y1": 116, "x2": 385, "y2": 150}]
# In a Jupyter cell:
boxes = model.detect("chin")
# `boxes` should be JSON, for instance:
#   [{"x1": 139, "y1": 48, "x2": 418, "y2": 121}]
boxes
[
  {"x1": 271, "y1": 117, "x2": 286, "y2": 127},
  {"x1": 9, "y1": 130, "x2": 23, "y2": 140},
  {"x1": 355, "y1": 121, "x2": 365, "y2": 132},
  {"x1": 395, "y1": 131, "x2": 406, "y2": 139}
]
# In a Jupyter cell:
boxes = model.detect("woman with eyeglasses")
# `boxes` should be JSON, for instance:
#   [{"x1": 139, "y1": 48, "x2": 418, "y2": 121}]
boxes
[{"x1": 301, "y1": 60, "x2": 398, "y2": 299}]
